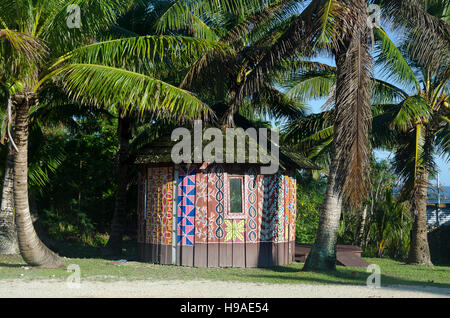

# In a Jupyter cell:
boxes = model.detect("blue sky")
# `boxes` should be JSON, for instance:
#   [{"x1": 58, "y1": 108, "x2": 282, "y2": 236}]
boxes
[
  {"x1": 274, "y1": 2, "x2": 449, "y2": 185},
  {"x1": 301, "y1": 48, "x2": 449, "y2": 186},
  {"x1": 307, "y1": 98, "x2": 450, "y2": 187}
]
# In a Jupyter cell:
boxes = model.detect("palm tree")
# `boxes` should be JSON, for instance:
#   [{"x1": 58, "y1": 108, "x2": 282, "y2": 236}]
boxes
[
  {"x1": 384, "y1": 70, "x2": 448, "y2": 265},
  {"x1": 155, "y1": 0, "x2": 307, "y2": 126},
  {"x1": 260, "y1": 1, "x2": 449, "y2": 270},
  {"x1": 253, "y1": 0, "x2": 448, "y2": 270},
  {"x1": 0, "y1": 0, "x2": 225, "y2": 268},
  {"x1": 283, "y1": 33, "x2": 449, "y2": 267},
  {"x1": 153, "y1": 0, "x2": 371, "y2": 271}
]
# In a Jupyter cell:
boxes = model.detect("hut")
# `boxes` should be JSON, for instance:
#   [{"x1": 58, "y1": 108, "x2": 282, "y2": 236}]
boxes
[{"x1": 134, "y1": 128, "x2": 317, "y2": 268}]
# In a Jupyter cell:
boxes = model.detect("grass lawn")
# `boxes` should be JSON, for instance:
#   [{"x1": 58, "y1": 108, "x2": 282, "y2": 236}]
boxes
[{"x1": 0, "y1": 241, "x2": 449, "y2": 289}]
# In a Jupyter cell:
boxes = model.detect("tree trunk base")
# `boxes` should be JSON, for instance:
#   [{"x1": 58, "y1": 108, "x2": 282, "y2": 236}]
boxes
[
  {"x1": 104, "y1": 238, "x2": 123, "y2": 257},
  {"x1": 302, "y1": 245, "x2": 337, "y2": 272},
  {"x1": 0, "y1": 217, "x2": 18, "y2": 255}
]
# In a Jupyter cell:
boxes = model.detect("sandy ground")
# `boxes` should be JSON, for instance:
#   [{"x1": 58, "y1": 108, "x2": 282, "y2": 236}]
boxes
[{"x1": 0, "y1": 279, "x2": 449, "y2": 298}]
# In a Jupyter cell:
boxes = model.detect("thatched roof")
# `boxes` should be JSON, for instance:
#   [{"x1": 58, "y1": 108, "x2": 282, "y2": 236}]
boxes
[{"x1": 133, "y1": 128, "x2": 319, "y2": 171}]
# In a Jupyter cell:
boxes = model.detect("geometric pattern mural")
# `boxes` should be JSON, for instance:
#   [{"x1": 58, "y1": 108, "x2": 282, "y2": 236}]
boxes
[
  {"x1": 138, "y1": 163, "x2": 298, "y2": 267},
  {"x1": 177, "y1": 165, "x2": 197, "y2": 246},
  {"x1": 139, "y1": 165, "x2": 298, "y2": 247},
  {"x1": 245, "y1": 168, "x2": 258, "y2": 242},
  {"x1": 146, "y1": 166, "x2": 174, "y2": 245}
]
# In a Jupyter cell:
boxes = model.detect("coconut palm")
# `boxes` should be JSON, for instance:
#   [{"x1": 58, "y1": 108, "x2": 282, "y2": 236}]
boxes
[
  {"x1": 0, "y1": 0, "x2": 227, "y2": 268},
  {"x1": 282, "y1": 1, "x2": 449, "y2": 266},
  {"x1": 219, "y1": 0, "x2": 448, "y2": 271},
  {"x1": 155, "y1": 0, "x2": 308, "y2": 126},
  {"x1": 154, "y1": 0, "x2": 372, "y2": 272}
]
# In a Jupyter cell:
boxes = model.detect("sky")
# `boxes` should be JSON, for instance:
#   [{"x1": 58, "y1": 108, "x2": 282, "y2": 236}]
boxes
[
  {"x1": 272, "y1": 2, "x2": 450, "y2": 185},
  {"x1": 293, "y1": 6, "x2": 449, "y2": 186},
  {"x1": 307, "y1": 98, "x2": 450, "y2": 187}
]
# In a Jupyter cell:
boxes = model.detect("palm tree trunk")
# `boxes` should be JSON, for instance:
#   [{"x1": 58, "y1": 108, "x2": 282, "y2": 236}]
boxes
[
  {"x1": 303, "y1": 150, "x2": 343, "y2": 271},
  {"x1": 304, "y1": 0, "x2": 371, "y2": 271},
  {"x1": 12, "y1": 91, "x2": 64, "y2": 268},
  {"x1": 408, "y1": 169, "x2": 432, "y2": 265},
  {"x1": 357, "y1": 205, "x2": 368, "y2": 247},
  {"x1": 0, "y1": 141, "x2": 18, "y2": 254},
  {"x1": 105, "y1": 114, "x2": 131, "y2": 256}
]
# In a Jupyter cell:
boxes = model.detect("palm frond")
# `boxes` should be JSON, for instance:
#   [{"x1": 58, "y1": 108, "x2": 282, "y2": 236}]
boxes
[
  {"x1": 371, "y1": 78, "x2": 409, "y2": 105},
  {"x1": 38, "y1": 0, "x2": 133, "y2": 55},
  {"x1": 0, "y1": 27, "x2": 47, "y2": 62},
  {"x1": 373, "y1": 26, "x2": 419, "y2": 90},
  {"x1": 284, "y1": 70, "x2": 336, "y2": 100},
  {"x1": 155, "y1": 0, "x2": 270, "y2": 34},
  {"x1": 435, "y1": 114, "x2": 450, "y2": 161},
  {"x1": 331, "y1": 0, "x2": 373, "y2": 206},
  {"x1": 390, "y1": 95, "x2": 432, "y2": 132},
  {"x1": 52, "y1": 35, "x2": 230, "y2": 73},
  {"x1": 377, "y1": 0, "x2": 450, "y2": 73},
  {"x1": 44, "y1": 63, "x2": 213, "y2": 121},
  {"x1": 252, "y1": 83, "x2": 307, "y2": 120}
]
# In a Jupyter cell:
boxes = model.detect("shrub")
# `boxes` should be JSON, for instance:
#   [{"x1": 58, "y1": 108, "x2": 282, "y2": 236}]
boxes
[
  {"x1": 295, "y1": 173, "x2": 326, "y2": 243},
  {"x1": 428, "y1": 225, "x2": 450, "y2": 265}
]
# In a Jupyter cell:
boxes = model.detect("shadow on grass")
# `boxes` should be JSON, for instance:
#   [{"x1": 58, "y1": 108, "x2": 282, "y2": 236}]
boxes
[
  {"x1": 244, "y1": 263, "x2": 450, "y2": 296},
  {"x1": 0, "y1": 263, "x2": 24, "y2": 268},
  {"x1": 52, "y1": 239, "x2": 138, "y2": 261}
]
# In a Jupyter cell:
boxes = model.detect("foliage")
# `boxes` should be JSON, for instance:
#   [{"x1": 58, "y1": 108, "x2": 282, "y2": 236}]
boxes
[
  {"x1": 295, "y1": 172, "x2": 326, "y2": 244},
  {"x1": 34, "y1": 115, "x2": 125, "y2": 246},
  {"x1": 428, "y1": 225, "x2": 450, "y2": 265},
  {"x1": 336, "y1": 157, "x2": 413, "y2": 261},
  {"x1": 366, "y1": 188, "x2": 412, "y2": 259}
]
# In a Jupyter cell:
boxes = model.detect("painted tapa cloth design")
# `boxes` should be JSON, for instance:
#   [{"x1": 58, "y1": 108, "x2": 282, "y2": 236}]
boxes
[
  {"x1": 207, "y1": 164, "x2": 227, "y2": 241},
  {"x1": 260, "y1": 174, "x2": 279, "y2": 242},
  {"x1": 245, "y1": 168, "x2": 259, "y2": 242},
  {"x1": 177, "y1": 165, "x2": 196, "y2": 246},
  {"x1": 277, "y1": 173, "x2": 285, "y2": 242},
  {"x1": 224, "y1": 219, "x2": 246, "y2": 242},
  {"x1": 195, "y1": 171, "x2": 212, "y2": 243},
  {"x1": 146, "y1": 167, "x2": 174, "y2": 245},
  {"x1": 137, "y1": 167, "x2": 146, "y2": 243}
]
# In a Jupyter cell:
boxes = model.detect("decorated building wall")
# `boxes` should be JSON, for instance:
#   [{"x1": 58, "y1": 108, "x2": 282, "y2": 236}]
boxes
[{"x1": 137, "y1": 163, "x2": 297, "y2": 267}]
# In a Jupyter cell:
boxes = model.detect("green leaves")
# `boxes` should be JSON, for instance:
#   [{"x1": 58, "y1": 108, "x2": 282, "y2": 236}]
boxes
[
  {"x1": 38, "y1": 0, "x2": 133, "y2": 54},
  {"x1": 0, "y1": 27, "x2": 46, "y2": 64},
  {"x1": 390, "y1": 95, "x2": 432, "y2": 132},
  {"x1": 436, "y1": 115, "x2": 450, "y2": 161},
  {"x1": 155, "y1": 0, "x2": 272, "y2": 36},
  {"x1": 371, "y1": 78, "x2": 409, "y2": 105},
  {"x1": 373, "y1": 27, "x2": 418, "y2": 90},
  {"x1": 375, "y1": 0, "x2": 450, "y2": 74},
  {"x1": 284, "y1": 70, "x2": 336, "y2": 100},
  {"x1": 55, "y1": 35, "x2": 230, "y2": 74},
  {"x1": 52, "y1": 63, "x2": 213, "y2": 121}
]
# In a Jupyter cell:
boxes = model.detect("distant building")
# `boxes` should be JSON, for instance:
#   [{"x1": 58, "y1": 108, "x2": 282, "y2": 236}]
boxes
[{"x1": 426, "y1": 203, "x2": 450, "y2": 226}]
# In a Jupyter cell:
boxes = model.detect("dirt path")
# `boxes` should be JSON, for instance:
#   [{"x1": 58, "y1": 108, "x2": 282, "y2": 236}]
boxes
[{"x1": 0, "y1": 279, "x2": 449, "y2": 298}]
